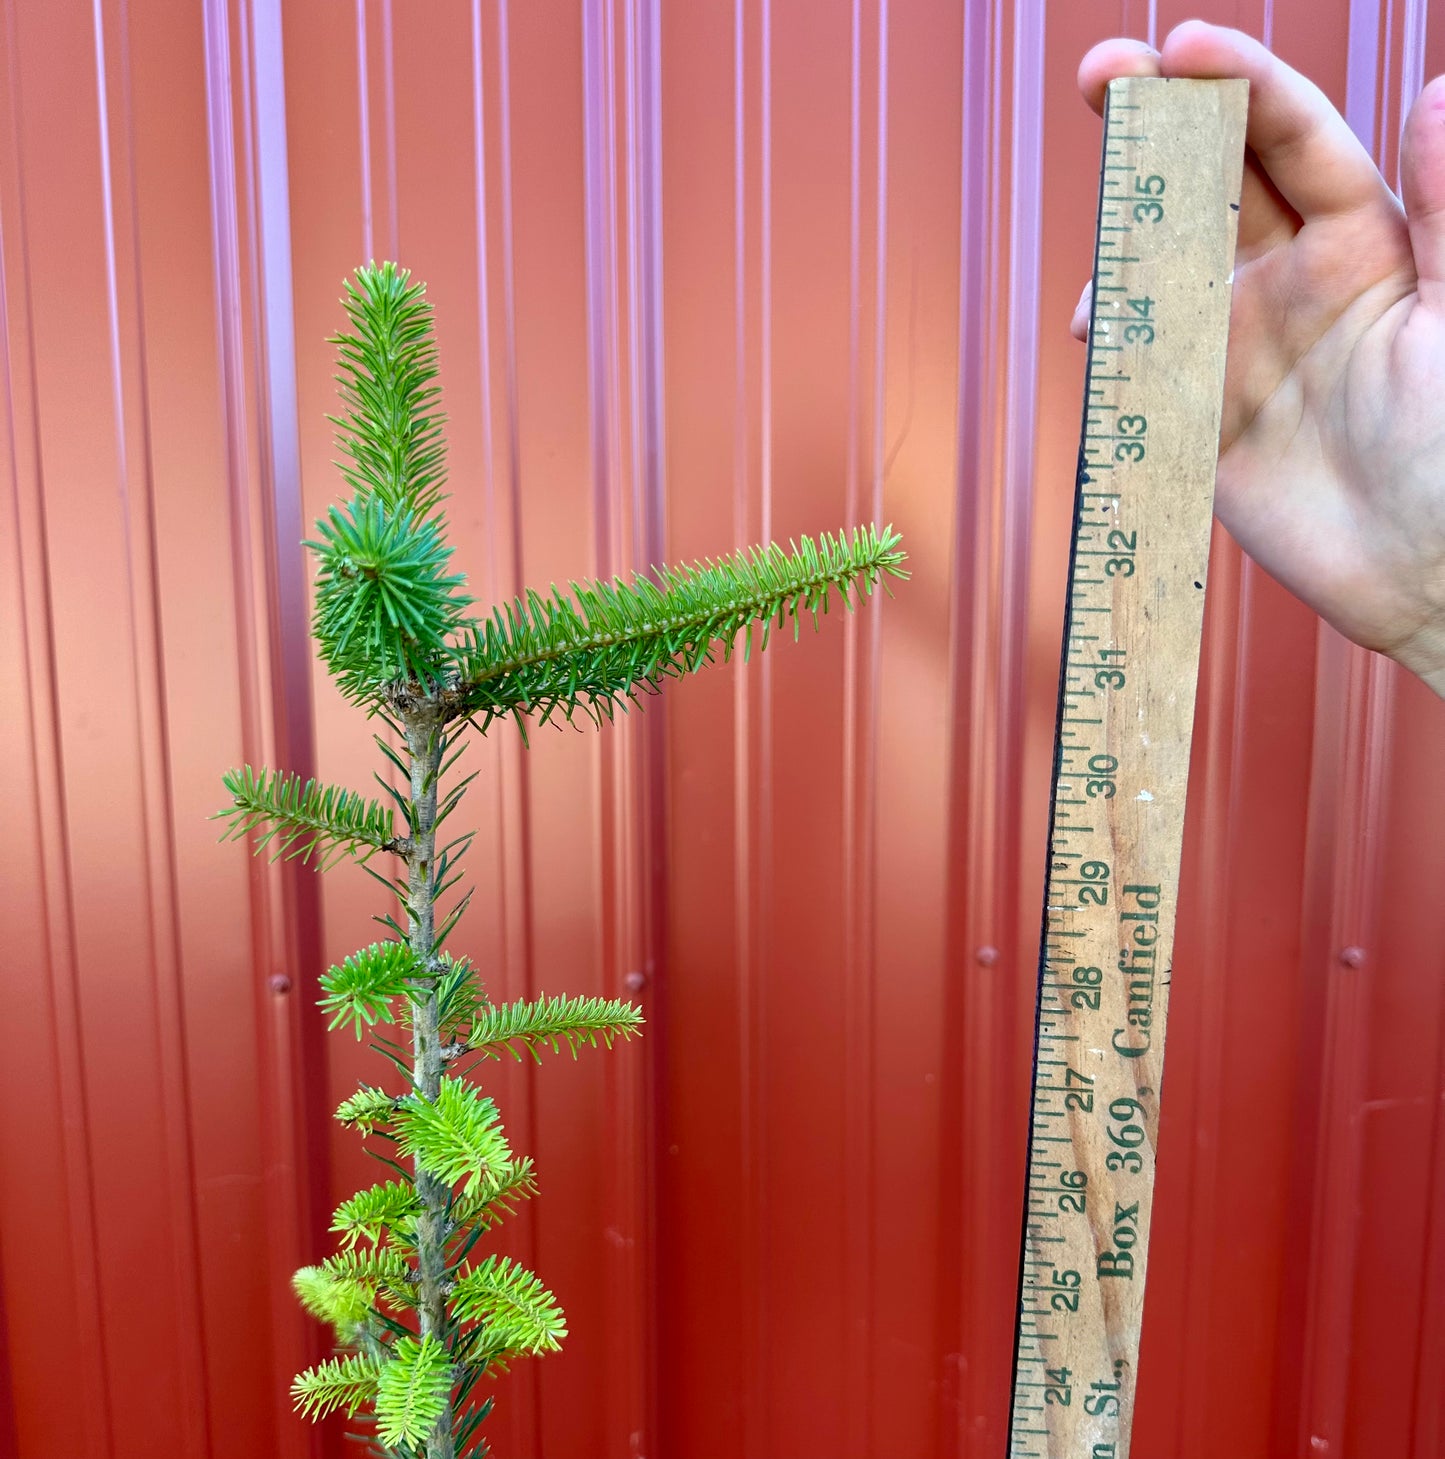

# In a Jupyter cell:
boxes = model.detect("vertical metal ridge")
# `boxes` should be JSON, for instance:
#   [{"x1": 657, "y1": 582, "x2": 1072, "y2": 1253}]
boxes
[
  {"x1": 466, "y1": 12, "x2": 532, "y2": 1452},
  {"x1": 844, "y1": 0, "x2": 863, "y2": 527},
  {"x1": 630, "y1": 5, "x2": 666, "y2": 1447},
  {"x1": 1171, "y1": 536, "x2": 1248, "y2": 1459},
  {"x1": 0, "y1": 5, "x2": 115, "y2": 1448},
  {"x1": 458, "y1": 8, "x2": 541, "y2": 1452},
  {"x1": 581, "y1": 5, "x2": 652, "y2": 1449},
  {"x1": 582, "y1": 0, "x2": 621, "y2": 576},
  {"x1": 730, "y1": 0, "x2": 753, "y2": 1446},
  {"x1": 730, "y1": 0, "x2": 771, "y2": 1442},
  {"x1": 469, "y1": 0, "x2": 494, "y2": 562},
  {"x1": 350, "y1": 0, "x2": 399, "y2": 267},
  {"x1": 90, "y1": 0, "x2": 212, "y2": 1448},
  {"x1": 466, "y1": 0, "x2": 516, "y2": 964},
  {"x1": 349, "y1": 0, "x2": 400, "y2": 265},
  {"x1": 1347, "y1": 0, "x2": 1383, "y2": 159},
  {"x1": 380, "y1": 0, "x2": 398, "y2": 259},
  {"x1": 621, "y1": 0, "x2": 641, "y2": 555},
  {"x1": 1003, "y1": 0, "x2": 1044, "y2": 601},
  {"x1": 840, "y1": 0, "x2": 869, "y2": 1450},
  {"x1": 494, "y1": 0, "x2": 533, "y2": 1016},
  {"x1": 234, "y1": 6, "x2": 324, "y2": 1453},
  {"x1": 1378, "y1": 1, "x2": 1396, "y2": 180},
  {"x1": 491, "y1": 4, "x2": 542, "y2": 1448},
  {"x1": 1002, "y1": 0, "x2": 1045, "y2": 964},
  {"x1": 1399, "y1": 0, "x2": 1427, "y2": 154},
  {"x1": 618, "y1": 4, "x2": 645, "y2": 1447},
  {"x1": 202, "y1": 6, "x2": 317, "y2": 1455},
  {"x1": 466, "y1": 0, "x2": 509, "y2": 695},
  {"x1": 857, "y1": 2, "x2": 890, "y2": 1450},
  {"x1": 495, "y1": 0, "x2": 523, "y2": 574},
  {"x1": 1000, "y1": 44, "x2": 1046, "y2": 1444},
  {"x1": 1294, "y1": 647, "x2": 1394, "y2": 1457},
  {"x1": 582, "y1": 0, "x2": 611, "y2": 545},
  {"x1": 1411, "y1": 942, "x2": 1445, "y2": 1458},
  {"x1": 940, "y1": 2, "x2": 1042, "y2": 1453},
  {"x1": 842, "y1": 0, "x2": 889, "y2": 1440},
  {"x1": 755, "y1": 0, "x2": 775, "y2": 1436},
  {"x1": 758, "y1": 0, "x2": 773, "y2": 547},
  {"x1": 583, "y1": 7, "x2": 623, "y2": 1442},
  {"x1": 205, "y1": 0, "x2": 273, "y2": 1382},
  {"x1": 998, "y1": 1, "x2": 1046, "y2": 1449},
  {"x1": 631, "y1": 0, "x2": 666, "y2": 568},
  {"x1": 354, "y1": 0, "x2": 373, "y2": 260},
  {"x1": 1289, "y1": 15, "x2": 1410, "y2": 1449},
  {"x1": 936, "y1": 0, "x2": 994, "y2": 1449},
  {"x1": 242, "y1": 0, "x2": 317, "y2": 917},
  {"x1": 620, "y1": 2, "x2": 666, "y2": 1446}
]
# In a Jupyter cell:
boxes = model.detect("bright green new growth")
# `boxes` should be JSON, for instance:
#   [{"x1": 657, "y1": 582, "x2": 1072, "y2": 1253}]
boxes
[
  {"x1": 451, "y1": 522, "x2": 906, "y2": 732},
  {"x1": 217, "y1": 262, "x2": 907, "y2": 1459},
  {"x1": 319, "y1": 942, "x2": 425, "y2": 1036}
]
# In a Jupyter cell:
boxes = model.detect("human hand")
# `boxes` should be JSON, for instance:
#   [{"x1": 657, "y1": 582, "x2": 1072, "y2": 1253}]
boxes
[{"x1": 1073, "y1": 22, "x2": 1445, "y2": 696}]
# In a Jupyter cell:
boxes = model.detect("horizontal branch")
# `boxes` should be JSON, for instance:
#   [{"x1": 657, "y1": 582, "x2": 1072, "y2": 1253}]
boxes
[
  {"x1": 461, "y1": 993, "x2": 645, "y2": 1063},
  {"x1": 449, "y1": 524, "x2": 908, "y2": 731},
  {"x1": 216, "y1": 765, "x2": 405, "y2": 869}
]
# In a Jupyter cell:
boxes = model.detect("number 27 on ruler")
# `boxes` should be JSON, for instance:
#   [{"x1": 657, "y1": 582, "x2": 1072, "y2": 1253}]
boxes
[{"x1": 1005, "y1": 77, "x2": 1247, "y2": 1459}]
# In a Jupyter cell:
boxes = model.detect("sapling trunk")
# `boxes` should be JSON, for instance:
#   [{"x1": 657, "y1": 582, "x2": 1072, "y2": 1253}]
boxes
[
  {"x1": 403, "y1": 712, "x2": 456, "y2": 1459},
  {"x1": 216, "y1": 261, "x2": 906, "y2": 1457}
]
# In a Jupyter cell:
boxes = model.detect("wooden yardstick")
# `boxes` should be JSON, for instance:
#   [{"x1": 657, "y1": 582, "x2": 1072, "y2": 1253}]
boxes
[{"x1": 1005, "y1": 77, "x2": 1247, "y2": 1459}]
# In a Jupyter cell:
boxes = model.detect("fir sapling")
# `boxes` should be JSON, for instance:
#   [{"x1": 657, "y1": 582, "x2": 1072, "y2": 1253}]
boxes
[{"x1": 217, "y1": 262, "x2": 907, "y2": 1459}]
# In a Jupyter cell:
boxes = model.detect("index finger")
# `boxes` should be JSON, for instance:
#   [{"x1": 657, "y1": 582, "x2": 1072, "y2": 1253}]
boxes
[
  {"x1": 1080, "y1": 24, "x2": 1391, "y2": 223},
  {"x1": 1077, "y1": 37, "x2": 1162, "y2": 111},
  {"x1": 1157, "y1": 22, "x2": 1391, "y2": 221}
]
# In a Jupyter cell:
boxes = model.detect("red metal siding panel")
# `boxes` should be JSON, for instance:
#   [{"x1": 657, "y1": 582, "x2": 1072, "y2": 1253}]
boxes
[
  {"x1": 5, "y1": 3, "x2": 1445, "y2": 1458},
  {"x1": 0, "y1": 2, "x2": 323, "y2": 1456}
]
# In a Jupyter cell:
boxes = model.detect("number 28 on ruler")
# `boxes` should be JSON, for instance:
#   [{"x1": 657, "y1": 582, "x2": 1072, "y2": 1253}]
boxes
[{"x1": 1005, "y1": 78, "x2": 1247, "y2": 1459}]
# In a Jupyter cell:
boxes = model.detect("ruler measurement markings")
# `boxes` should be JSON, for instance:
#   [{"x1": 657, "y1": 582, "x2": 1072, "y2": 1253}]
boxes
[{"x1": 1004, "y1": 77, "x2": 1246, "y2": 1459}]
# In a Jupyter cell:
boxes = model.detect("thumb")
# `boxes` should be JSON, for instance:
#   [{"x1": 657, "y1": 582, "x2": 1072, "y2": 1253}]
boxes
[
  {"x1": 1402, "y1": 75, "x2": 1445, "y2": 308},
  {"x1": 1071, "y1": 281, "x2": 1092, "y2": 342}
]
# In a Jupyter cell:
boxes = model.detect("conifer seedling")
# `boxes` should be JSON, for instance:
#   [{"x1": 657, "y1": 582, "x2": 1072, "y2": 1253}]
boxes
[{"x1": 218, "y1": 262, "x2": 907, "y2": 1458}]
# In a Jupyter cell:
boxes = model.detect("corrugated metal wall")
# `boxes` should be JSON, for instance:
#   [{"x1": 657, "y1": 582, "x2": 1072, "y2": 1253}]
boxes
[{"x1": 4, "y1": 1, "x2": 1445, "y2": 1456}]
